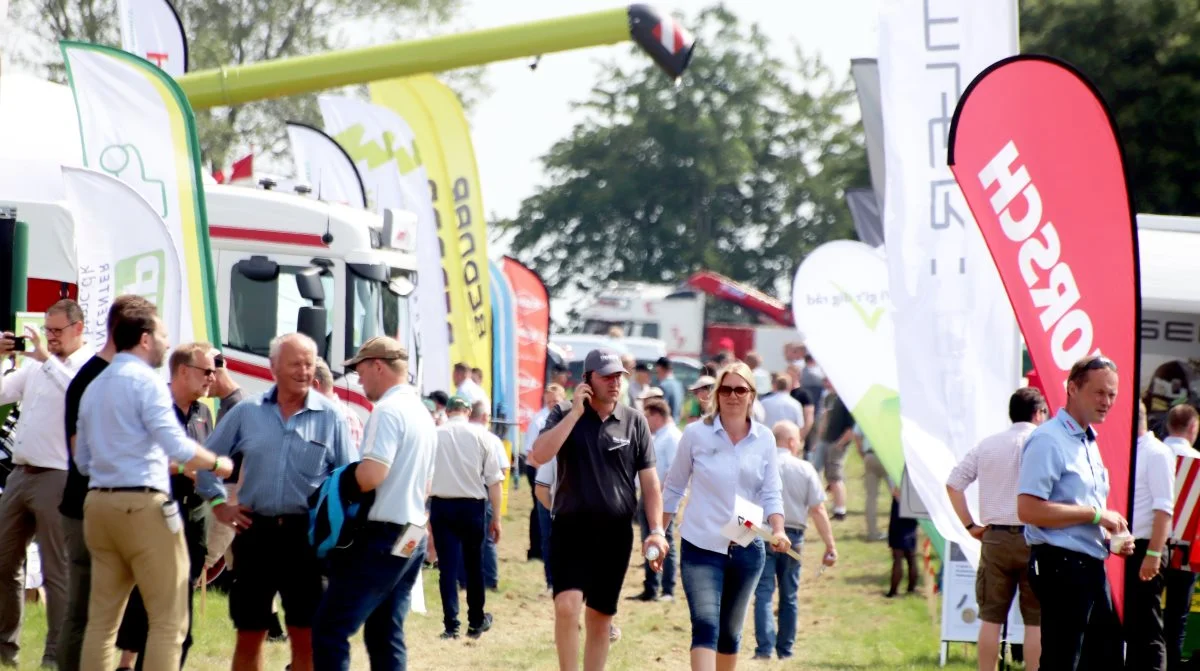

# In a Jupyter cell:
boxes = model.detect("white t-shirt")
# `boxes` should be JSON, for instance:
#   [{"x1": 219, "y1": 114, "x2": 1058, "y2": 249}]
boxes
[
  {"x1": 535, "y1": 458, "x2": 558, "y2": 510},
  {"x1": 456, "y1": 378, "x2": 491, "y2": 409}
]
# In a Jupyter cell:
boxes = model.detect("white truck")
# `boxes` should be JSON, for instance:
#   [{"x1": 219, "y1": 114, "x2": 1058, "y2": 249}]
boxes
[{"x1": 0, "y1": 75, "x2": 421, "y2": 418}]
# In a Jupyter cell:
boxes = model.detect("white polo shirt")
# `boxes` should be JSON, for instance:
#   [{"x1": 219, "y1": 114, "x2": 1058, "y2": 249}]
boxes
[
  {"x1": 360, "y1": 384, "x2": 439, "y2": 526},
  {"x1": 431, "y1": 416, "x2": 503, "y2": 500}
]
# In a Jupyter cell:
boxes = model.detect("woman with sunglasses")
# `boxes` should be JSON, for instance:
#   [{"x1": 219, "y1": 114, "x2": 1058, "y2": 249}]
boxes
[{"x1": 662, "y1": 362, "x2": 789, "y2": 671}]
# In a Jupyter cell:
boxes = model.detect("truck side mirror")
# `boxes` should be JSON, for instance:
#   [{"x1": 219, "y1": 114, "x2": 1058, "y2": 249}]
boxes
[
  {"x1": 295, "y1": 267, "x2": 326, "y2": 306},
  {"x1": 297, "y1": 306, "x2": 328, "y2": 360},
  {"x1": 234, "y1": 256, "x2": 279, "y2": 282}
]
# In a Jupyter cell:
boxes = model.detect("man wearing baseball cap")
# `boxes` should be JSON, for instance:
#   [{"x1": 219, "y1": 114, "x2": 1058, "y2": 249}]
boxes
[{"x1": 529, "y1": 348, "x2": 669, "y2": 671}]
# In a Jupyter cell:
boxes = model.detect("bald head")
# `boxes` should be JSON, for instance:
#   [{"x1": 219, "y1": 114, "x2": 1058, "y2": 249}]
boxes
[{"x1": 773, "y1": 421, "x2": 802, "y2": 455}]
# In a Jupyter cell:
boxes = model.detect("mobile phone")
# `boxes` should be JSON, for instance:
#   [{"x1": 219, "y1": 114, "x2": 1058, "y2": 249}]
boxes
[
  {"x1": 214, "y1": 353, "x2": 225, "y2": 369},
  {"x1": 8, "y1": 336, "x2": 25, "y2": 352}
]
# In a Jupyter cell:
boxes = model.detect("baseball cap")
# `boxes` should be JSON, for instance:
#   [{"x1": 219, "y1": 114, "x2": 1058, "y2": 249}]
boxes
[
  {"x1": 689, "y1": 375, "x2": 716, "y2": 392},
  {"x1": 343, "y1": 336, "x2": 408, "y2": 368},
  {"x1": 638, "y1": 386, "x2": 665, "y2": 400},
  {"x1": 584, "y1": 348, "x2": 627, "y2": 377},
  {"x1": 447, "y1": 396, "x2": 472, "y2": 413}
]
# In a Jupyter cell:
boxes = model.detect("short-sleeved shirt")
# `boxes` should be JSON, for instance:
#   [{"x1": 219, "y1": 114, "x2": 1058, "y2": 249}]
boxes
[
  {"x1": 789, "y1": 387, "x2": 814, "y2": 408},
  {"x1": 61, "y1": 355, "x2": 109, "y2": 520},
  {"x1": 543, "y1": 400, "x2": 654, "y2": 519},
  {"x1": 777, "y1": 448, "x2": 825, "y2": 530},
  {"x1": 1018, "y1": 409, "x2": 1110, "y2": 560},
  {"x1": 171, "y1": 401, "x2": 214, "y2": 508},
  {"x1": 359, "y1": 384, "x2": 438, "y2": 526},
  {"x1": 431, "y1": 416, "x2": 503, "y2": 500},
  {"x1": 760, "y1": 392, "x2": 805, "y2": 430},
  {"x1": 535, "y1": 457, "x2": 558, "y2": 509},
  {"x1": 821, "y1": 395, "x2": 855, "y2": 443}
]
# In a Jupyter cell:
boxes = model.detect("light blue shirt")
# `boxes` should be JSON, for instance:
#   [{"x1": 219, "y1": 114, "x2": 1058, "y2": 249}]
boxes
[
  {"x1": 76, "y1": 353, "x2": 197, "y2": 492},
  {"x1": 198, "y1": 386, "x2": 356, "y2": 516},
  {"x1": 1018, "y1": 408, "x2": 1110, "y2": 560},
  {"x1": 359, "y1": 384, "x2": 438, "y2": 526},
  {"x1": 760, "y1": 392, "x2": 805, "y2": 430},
  {"x1": 663, "y1": 416, "x2": 784, "y2": 554},
  {"x1": 653, "y1": 423, "x2": 681, "y2": 483},
  {"x1": 660, "y1": 375, "x2": 684, "y2": 422}
]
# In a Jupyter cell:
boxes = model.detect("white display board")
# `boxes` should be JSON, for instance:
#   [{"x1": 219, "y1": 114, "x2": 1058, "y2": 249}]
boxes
[{"x1": 940, "y1": 540, "x2": 1026, "y2": 666}]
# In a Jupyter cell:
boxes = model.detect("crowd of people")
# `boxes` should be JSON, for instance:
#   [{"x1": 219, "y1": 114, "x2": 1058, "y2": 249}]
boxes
[{"x1": 6, "y1": 295, "x2": 1191, "y2": 671}]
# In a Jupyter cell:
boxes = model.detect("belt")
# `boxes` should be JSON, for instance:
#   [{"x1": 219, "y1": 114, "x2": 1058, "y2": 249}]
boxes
[
  {"x1": 989, "y1": 524, "x2": 1025, "y2": 533},
  {"x1": 90, "y1": 486, "x2": 166, "y2": 495},
  {"x1": 249, "y1": 513, "x2": 308, "y2": 527},
  {"x1": 14, "y1": 465, "x2": 62, "y2": 475}
]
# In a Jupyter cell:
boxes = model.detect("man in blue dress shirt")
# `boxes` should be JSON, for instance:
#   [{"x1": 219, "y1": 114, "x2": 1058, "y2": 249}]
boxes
[
  {"x1": 199, "y1": 333, "x2": 355, "y2": 671},
  {"x1": 1017, "y1": 355, "x2": 1135, "y2": 671},
  {"x1": 74, "y1": 299, "x2": 233, "y2": 671}
]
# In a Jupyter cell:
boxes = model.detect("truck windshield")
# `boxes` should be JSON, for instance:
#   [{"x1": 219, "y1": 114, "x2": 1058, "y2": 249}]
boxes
[{"x1": 348, "y1": 264, "x2": 416, "y2": 364}]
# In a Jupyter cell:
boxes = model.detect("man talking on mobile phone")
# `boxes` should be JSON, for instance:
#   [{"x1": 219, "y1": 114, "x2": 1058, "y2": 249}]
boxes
[{"x1": 529, "y1": 349, "x2": 668, "y2": 671}]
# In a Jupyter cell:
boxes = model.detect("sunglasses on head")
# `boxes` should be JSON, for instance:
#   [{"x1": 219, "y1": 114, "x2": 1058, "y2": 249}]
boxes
[
  {"x1": 717, "y1": 385, "x2": 752, "y2": 398},
  {"x1": 1081, "y1": 355, "x2": 1117, "y2": 372}
]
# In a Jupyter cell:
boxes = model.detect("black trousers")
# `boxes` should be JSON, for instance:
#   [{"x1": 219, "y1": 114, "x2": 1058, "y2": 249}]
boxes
[
  {"x1": 430, "y1": 497, "x2": 487, "y2": 632},
  {"x1": 1124, "y1": 540, "x2": 1167, "y2": 671},
  {"x1": 1028, "y1": 544, "x2": 1122, "y2": 671},
  {"x1": 525, "y1": 463, "x2": 542, "y2": 560},
  {"x1": 1164, "y1": 566, "x2": 1197, "y2": 669}
]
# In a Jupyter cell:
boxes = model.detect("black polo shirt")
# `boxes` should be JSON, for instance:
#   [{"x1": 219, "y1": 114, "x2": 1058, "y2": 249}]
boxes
[
  {"x1": 172, "y1": 401, "x2": 214, "y2": 512},
  {"x1": 61, "y1": 355, "x2": 109, "y2": 520},
  {"x1": 822, "y1": 395, "x2": 855, "y2": 443},
  {"x1": 545, "y1": 400, "x2": 654, "y2": 520}
]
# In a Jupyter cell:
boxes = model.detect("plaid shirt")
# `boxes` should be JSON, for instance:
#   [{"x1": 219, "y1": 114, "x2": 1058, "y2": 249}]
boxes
[{"x1": 947, "y1": 422, "x2": 1037, "y2": 526}]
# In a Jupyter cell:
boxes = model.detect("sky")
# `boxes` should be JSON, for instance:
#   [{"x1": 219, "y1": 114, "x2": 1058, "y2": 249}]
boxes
[{"x1": 463, "y1": 1, "x2": 884, "y2": 223}]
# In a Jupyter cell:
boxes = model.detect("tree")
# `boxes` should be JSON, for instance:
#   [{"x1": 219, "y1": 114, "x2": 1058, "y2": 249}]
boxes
[
  {"x1": 497, "y1": 5, "x2": 868, "y2": 302},
  {"x1": 1020, "y1": 0, "x2": 1200, "y2": 215},
  {"x1": 9, "y1": 0, "x2": 473, "y2": 167}
]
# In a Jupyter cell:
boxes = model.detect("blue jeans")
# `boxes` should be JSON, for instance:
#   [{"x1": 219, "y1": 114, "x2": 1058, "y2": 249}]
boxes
[
  {"x1": 430, "y1": 497, "x2": 488, "y2": 633},
  {"x1": 312, "y1": 524, "x2": 425, "y2": 671},
  {"x1": 753, "y1": 528, "x2": 804, "y2": 658},
  {"x1": 680, "y1": 538, "x2": 766, "y2": 654},
  {"x1": 638, "y1": 500, "x2": 676, "y2": 595},
  {"x1": 536, "y1": 502, "x2": 554, "y2": 588}
]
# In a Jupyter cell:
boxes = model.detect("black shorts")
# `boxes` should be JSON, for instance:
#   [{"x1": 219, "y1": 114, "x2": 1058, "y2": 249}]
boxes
[
  {"x1": 229, "y1": 514, "x2": 322, "y2": 631},
  {"x1": 550, "y1": 514, "x2": 634, "y2": 616}
]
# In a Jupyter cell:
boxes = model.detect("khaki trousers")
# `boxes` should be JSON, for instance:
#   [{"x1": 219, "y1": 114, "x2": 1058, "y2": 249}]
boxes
[{"x1": 81, "y1": 491, "x2": 188, "y2": 671}]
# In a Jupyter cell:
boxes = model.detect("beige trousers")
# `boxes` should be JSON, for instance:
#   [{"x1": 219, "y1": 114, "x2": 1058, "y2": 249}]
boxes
[{"x1": 81, "y1": 491, "x2": 188, "y2": 671}]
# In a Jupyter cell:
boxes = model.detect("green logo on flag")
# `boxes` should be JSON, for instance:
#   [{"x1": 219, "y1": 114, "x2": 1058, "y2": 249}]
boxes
[
  {"x1": 335, "y1": 125, "x2": 423, "y2": 174},
  {"x1": 99, "y1": 144, "x2": 168, "y2": 217},
  {"x1": 116, "y1": 251, "x2": 166, "y2": 307}
]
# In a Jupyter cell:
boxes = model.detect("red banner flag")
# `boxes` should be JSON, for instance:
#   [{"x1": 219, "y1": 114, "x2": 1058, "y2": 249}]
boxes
[
  {"x1": 501, "y1": 256, "x2": 550, "y2": 433},
  {"x1": 948, "y1": 55, "x2": 1141, "y2": 617}
]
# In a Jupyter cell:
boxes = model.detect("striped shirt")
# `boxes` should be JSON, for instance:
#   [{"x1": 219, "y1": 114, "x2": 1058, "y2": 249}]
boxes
[
  {"x1": 946, "y1": 422, "x2": 1036, "y2": 526},
  {"x1": 198, "y1": 386, "x2": 356, "y2": 516}
]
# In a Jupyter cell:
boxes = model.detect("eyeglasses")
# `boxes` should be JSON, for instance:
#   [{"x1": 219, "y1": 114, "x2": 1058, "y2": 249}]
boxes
[
  {"x1": 42, "y1": 322, "x2": 79, "y2": 337},
  {"x1": 186, "y1": 364, "x2": 217, "y2": 378},
  {"x1": 717, "y1": 385, "x2": 753, "y2": 398}
]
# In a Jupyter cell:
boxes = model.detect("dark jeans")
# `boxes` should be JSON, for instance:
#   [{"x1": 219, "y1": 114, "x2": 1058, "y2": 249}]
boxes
[
  {"x1": 313, "y1": 523, "x2": 425, "y2": 671},
  {"x1": 1164, "y1": 566, "x2": 1197, "y2": 669},
  {"x1": 525, "y1": 464, "x2": 542, "y2": 560},
  {"x1": 1125, "y1": 540, "x2": 1167, "y2": 671},
  {"x1": 116, "y1": 505, "x2": 207, "y2": 669},
  {"x1": 1029, "y1": 544, "x2": 1122, "y2": 671},
  {"x1": 429, "y1": 498, "x2": 487, "y2": 633},
  {"x1": 753, "y1": 528, "x2": 804, "y2": 658},
  {"x1": 458, "y1": 502, "x2": 499, "y2": 590},
  {"x1": 637, "y1": 499, "x2": 676, "y2": 596},
  {"x1": 58, "y1": 516, "x2": 90, "y2": 671},
  {"x1": 536, "y1": 502, "x2": 553, "y2": 588},
  {"x1": 680, "y1": 539, "x2": 765, "y2": 654}
]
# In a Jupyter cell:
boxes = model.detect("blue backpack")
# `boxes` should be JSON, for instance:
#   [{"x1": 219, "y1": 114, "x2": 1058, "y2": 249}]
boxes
[{"x1": 308, "y1": 464, "x2": 373, "y2": 559}]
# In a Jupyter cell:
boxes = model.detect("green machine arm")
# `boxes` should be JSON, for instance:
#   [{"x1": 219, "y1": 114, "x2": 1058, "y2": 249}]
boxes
[{"x1": 176, "y1": 4, "x2": 695, "y2": 110}]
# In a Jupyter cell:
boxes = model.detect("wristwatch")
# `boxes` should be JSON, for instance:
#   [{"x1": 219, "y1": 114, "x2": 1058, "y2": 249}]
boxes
[
  {"x1": 967, "y1": 523, "x2": 978, "y2": 531},
  {"x1": 210, "y1": 456, "x2": 229, "y2": 473},
  {"x1": 649, "y1": 528, "x2": 666, "y2": 539}
]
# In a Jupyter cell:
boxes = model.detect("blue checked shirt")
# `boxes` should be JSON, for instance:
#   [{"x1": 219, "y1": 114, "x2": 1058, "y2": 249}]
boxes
[
  {"x1": 198, "y1": 386, "x2": 356, "y2": 516},
  {"x1": 75, "y1": 353, "x2": 198, "y2": 493},
  {"x1": 1018, "y1": 408, "x2": 1111, "y2": 560}
]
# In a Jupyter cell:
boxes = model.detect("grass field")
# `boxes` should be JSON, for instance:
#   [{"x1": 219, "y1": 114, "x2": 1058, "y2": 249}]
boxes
[{"x1": 13, "y1": 452, "x2": 1010, "y2": 670}]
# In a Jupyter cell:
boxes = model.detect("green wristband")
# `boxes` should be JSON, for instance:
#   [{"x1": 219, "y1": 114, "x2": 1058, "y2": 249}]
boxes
[
  {"x1": 1091, "y1": 507, "x2": 1102, "y2": 525},
  {"x1": 209, "y1": 497, "x2": 226, "y2": 509},
  {"x1": 1146, "y1": 549, "x2": 1162, "y2": 558}
]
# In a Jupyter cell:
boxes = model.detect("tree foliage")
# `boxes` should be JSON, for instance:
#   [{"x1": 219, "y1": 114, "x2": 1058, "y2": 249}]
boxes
[
  {"x1": 497, "y1": 5, "x2": 868, "y2": 300},
  {"x1": 10, "y1": 0, "x2": 471, "y2": 167},
  {"x1": 1021, "y1": 0, "x2": 1200, "y2": 215}
]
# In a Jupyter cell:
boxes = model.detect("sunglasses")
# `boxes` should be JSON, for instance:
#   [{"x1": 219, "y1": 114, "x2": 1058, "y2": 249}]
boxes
[
  {"x1": 717, "y1": 385, "x2": 753, "y2": 398},
  {"x1": 186, "y1": 364, "x2": 217, "y2": 378},
  {"x1": 1081, "y1": 355, "x2": 1117, "y2": 372}
]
